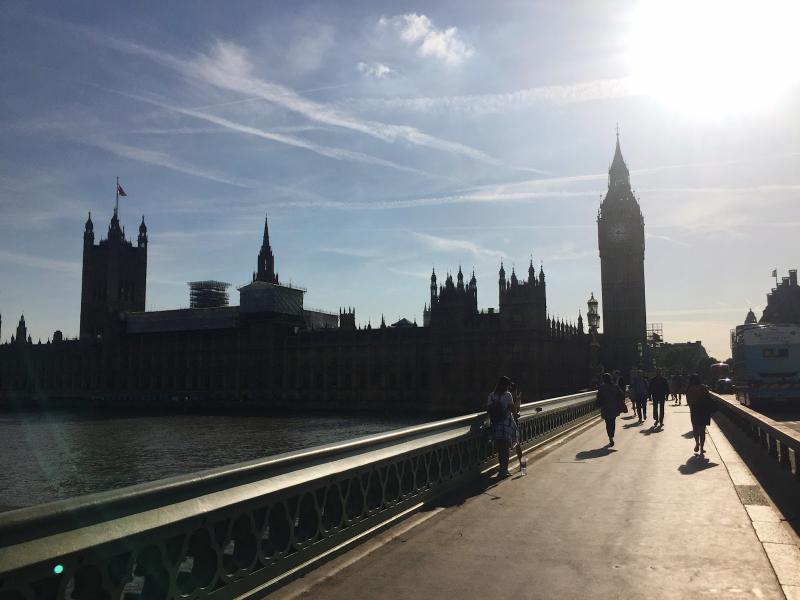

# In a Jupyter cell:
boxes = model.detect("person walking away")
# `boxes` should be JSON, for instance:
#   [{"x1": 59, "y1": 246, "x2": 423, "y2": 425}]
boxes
[
  {"x1": 675, "y1": 372, "x2": 686, "y2": 405},
  {"x1": 612, "y1": 370, "x2": 627, "y2": 409},
  {"x1": 686, "y1": 373, "x2": 712, "y2": 454},
  {"x1": 669, "y1": 373, "x2": 679, "y2": 405},
  {"x1": 649, "y1": 369, "x2": 670, "y2": 427},
  {"x1": 487, "y1": 376, "x2": 518, "y2": 478},
  {"x1": 597, "y1": 372, "x2": 624, "y2": 446},
  {"x1": 631, "y1": 370, "x2": 649, "y2": 423}
]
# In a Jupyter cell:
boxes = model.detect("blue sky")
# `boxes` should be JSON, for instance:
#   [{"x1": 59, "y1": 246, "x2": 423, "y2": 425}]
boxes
[{"x1": 1, "y1": 0, "x2": 799, "y2": 359}]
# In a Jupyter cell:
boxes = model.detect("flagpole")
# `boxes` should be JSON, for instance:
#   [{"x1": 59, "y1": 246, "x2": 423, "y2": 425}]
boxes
[{"x1": 115, "y1": 176, "x2": 119, "y2": 215}]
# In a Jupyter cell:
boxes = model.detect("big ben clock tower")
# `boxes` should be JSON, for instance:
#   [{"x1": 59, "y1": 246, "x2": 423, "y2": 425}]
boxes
[{"x1": 598, "y1": 132, "x2": 647, "y2": 372}]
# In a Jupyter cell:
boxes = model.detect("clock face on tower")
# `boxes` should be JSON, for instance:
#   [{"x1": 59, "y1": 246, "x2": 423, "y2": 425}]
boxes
[{"x1": 612, "y1": 224, "x2": 627, "y2": 243}]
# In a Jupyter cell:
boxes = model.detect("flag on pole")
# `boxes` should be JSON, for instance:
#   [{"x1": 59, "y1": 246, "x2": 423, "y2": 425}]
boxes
[
  {"x1": 117, "y1": 183, "x2": 128, "y2": 197},
  {"x1": 771, "y1": 269, "x2": 778, "y2": 278}
]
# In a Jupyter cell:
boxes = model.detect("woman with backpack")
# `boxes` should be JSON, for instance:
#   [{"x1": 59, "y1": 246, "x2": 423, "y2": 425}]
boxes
[
  {"x1": 686, "y1": 373, "x2": 712, "y2": 454},
  {"x1": 487, "y1": 376, "x2": 518, "y2": 479}
]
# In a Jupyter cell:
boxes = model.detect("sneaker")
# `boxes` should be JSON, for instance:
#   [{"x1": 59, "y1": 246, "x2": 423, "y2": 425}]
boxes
[
  {"x1": 694, "y1": 442, "x2": 700, "y2": 453},
  {"x1": 609, "y1": 439, "x2": 615, "y2": 447}
]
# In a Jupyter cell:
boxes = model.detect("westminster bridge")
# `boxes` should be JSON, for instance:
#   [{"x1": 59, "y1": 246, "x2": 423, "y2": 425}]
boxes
[{"x1": 0, "y1": 392, "x2": 799, "y2": 600}]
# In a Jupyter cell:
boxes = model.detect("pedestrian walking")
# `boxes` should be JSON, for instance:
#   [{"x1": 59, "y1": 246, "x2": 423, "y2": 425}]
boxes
[
  {"x1": 686, "y1": 373, "x2": 712, "y2": 454},
  {"x1": 612, "y1": 369, "x2": 629, "y2": 413},
  {"x1": 669, "y1": 373, "x2": 679, "y2": 405},
  {"x1": 675, "y1": 372, "x2": 686, "y2": 405},
  {"x1": 487, "y1": 376, "x2": 518, "y2": 479},
  {"x1": 597, "y1": 372, "x2": 624, "y2": 446},
  {"x1": 630, "y1": 369, "x2": 649, "y2": 423},
  {"x1": 649, "y1": 369, "x2": 670, "y2": 427}
]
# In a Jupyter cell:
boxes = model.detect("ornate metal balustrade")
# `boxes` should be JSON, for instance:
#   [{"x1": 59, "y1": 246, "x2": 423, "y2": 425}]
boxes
[
  {"x1": 0, "y1": 391, "x2": 598, "y2": 600},
  {"x1": 710, "y1": 392, "x2": 800, "y2": 483}
]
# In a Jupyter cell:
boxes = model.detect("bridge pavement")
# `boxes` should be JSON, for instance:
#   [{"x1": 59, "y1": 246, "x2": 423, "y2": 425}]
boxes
[{"x1": 270, "y1": 403, "x2": 800, "y2": 600}]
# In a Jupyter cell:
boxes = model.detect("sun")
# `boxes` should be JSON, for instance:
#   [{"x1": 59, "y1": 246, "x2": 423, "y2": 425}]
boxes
[{"x1": 627, "y1": 0, "x2": 800, "y2": 117}]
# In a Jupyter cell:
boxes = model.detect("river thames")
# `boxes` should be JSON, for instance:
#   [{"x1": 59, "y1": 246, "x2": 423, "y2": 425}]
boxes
[{"x1": 0, "y1": 411, "x2": 426, "y2": 511}]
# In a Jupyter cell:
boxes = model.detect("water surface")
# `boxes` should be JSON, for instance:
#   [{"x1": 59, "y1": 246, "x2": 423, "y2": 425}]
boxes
[{"x1": 0, "y1": 411, "x2": 425, "y2": 510}]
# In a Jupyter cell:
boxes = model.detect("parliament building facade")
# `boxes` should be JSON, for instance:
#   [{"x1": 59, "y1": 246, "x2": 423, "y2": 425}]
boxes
[{"x1": 0, "y1": 152, "x2": 620, "y2": 413}]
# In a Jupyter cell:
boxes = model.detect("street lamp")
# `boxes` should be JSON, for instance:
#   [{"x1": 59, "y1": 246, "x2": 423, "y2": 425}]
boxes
[
  {"x1": 587, "y1": 292, "x2": 600, "y2": 334},
  {"x1": 587, "y1": 292, "x2": 601, "y2": 385}
]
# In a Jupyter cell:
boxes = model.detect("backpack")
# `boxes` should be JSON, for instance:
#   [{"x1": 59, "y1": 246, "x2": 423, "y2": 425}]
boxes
[{"x1": 488, "y1": 392, "x2": 508, "y2": 424}]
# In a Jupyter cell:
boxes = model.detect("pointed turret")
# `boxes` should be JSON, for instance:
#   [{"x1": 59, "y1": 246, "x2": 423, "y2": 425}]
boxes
[
  {"x1": 744, "y1": 308, "x2": 758, "y2": 325},
  {"x1": 138, "y1": 215, "x2": 148, "y2": 248},
  {"x1": 510, "y1": 266, "x2": 518, "y2": 286},
  {"x1": 528, "y1": 257, "x2": 536, "y2": 282},
  {"x1": 469, "y1": 268, "x2": 477, "y2": 290},
  {"x1": 108, "y1": 209, "x2": 123, "y2": 242},
  {"x1": 15, "y1": 315, "x2": 27, "y2": 345},
  {"x1": 578, "y1": 310, "x2": 584, "y2": 335},
  {"x1": 457, "y1": 265, "x2": 464, "y2": 290},
  {"x1": 609, "y1": 128, "x2": 630, "y2": 188},
  {"x1": 84, "y1": 212, "x2": 94, "y2": 246},
  {"x1": 538, "y1": 264, "x2": 545, "y2": 285},
  {"x1": 256, "y1": 212, "x2": 277, "y2": 284}
]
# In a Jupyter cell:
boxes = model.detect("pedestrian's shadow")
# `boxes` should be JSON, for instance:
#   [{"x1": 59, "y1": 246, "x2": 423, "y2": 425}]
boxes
[
  {"x1": 575, "y1": 447, "x2": 617, "y2": 460},
  {"x1": 623, "y1": 421, "x2": 641, "y2": 429},
  {"x1": 678, "y1": 455, "x2": 718, "y2": 475},
  {"x1": 681, "y1": 431, "x2": 695, "y2": 439},
  {"x1": 425, "y1": 472, "x2": 506, "y2": 508},
  {"x1": 621, "y1": 415, "x2": 636, "y2": 421},
  {"x1": 640, "y1": 426, "x2": 662, "y2": 436}
]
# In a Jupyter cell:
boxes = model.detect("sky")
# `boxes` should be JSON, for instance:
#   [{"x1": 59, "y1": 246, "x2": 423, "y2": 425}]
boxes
[{"x1": 1, "y1": 0, "x2": 799, "y2": 360}]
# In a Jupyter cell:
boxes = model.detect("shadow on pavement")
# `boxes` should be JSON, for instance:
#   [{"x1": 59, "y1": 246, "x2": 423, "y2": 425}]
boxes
[
  {"x1": 640, "y1": 426, "x2": 663, "y2": 436},
  {"x1": 622, "y1": 421, "x2": 642, "y2": 429},
  {"x1": 423, "y1": 472, "x2": 508, "y2": 510},
  {"x1": 575, "y1": 447, "x2": 617, "y2": 460},
  {"x1": 678, "y1": 455, "x2": 718, "y2": 475},
  {"x1": 682, "y1": 430, "x2": 695, "y2": 438}
]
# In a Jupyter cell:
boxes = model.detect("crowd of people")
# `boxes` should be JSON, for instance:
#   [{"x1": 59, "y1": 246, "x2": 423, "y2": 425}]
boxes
[
  {"x1": 489, "y1": 369, "x2": 715, "y2": 479},
  {"x1": 596, "y1": 369, "x2": 714, "y2": 452}
]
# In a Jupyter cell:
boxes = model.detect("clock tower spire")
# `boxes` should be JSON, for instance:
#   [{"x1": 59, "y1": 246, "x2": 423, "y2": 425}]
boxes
[{"x1": 597, "y1": 130, "x2": 647, "y2": 372}]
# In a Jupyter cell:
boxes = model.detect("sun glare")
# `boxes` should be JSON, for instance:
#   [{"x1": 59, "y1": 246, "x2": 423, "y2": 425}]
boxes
[{"x1": 628, "y1": 0, "x2": 800, "y2": 117}]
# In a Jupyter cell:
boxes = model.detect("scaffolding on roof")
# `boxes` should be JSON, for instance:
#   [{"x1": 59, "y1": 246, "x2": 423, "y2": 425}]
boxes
[{"x1": 188, "y1": 280, "x2": 231, "y2": 309}]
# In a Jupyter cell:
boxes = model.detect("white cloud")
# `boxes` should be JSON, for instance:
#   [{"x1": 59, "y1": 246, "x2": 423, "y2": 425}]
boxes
[
  {"x1": 357, "y1": 61, "x2": 394, "y2": 79},
  {"x1": 379, "y1": 13, "x2": 474, "y2": 65},
  {"x1": 82, "y1": 138, "x2": 253, "y2": 188},
  {"x1": 347, "y1": 78, "x2": 637, "y2": 115},
  {"x1": 70, "y1": 25, "x2": 499, "y2": 165},
  {"x1": 413, "y1": 232, "x2": 503, "y2": 258}
]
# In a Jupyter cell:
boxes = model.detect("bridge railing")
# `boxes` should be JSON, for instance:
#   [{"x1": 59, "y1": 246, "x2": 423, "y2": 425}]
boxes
[
  {"x1": 710, "y1": 392, "x2": 800, "y2": 483},
  {"x1": 0, "y1": 391, "x2": 598, "y2": 600}
]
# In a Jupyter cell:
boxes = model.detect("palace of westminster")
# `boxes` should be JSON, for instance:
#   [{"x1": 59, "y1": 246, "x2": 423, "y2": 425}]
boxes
[{"x1": 0, "y1": 137, "x2": 651, "y2": 413}]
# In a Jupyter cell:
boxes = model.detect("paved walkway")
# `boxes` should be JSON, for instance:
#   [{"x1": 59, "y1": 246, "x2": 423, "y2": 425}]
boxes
[{"x1": 272, "y1": 403, "x2": 799, "y2": 600}]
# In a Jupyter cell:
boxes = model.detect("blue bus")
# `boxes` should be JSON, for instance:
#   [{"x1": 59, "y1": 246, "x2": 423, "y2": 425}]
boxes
[{"x1": 731, "y1": 323, "x2": 800, "y2": 408}]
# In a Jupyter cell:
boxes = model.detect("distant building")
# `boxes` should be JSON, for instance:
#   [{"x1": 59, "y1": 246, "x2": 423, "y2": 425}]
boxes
[
  {"x1": 760, "y1": 269, "x2": 800, "y2": 325},
  {"x1": 598, "y1": 132, "x2": 648, "y2": 372},
  {"x1": 0, "y1": 208, "x2": 593, "y2": 412},
  {"x1": 654, "y1": 340, "x2": 711, "y2": 374},
  {"x1": 79, "y1": 210, "x2": 147, "y2": 340}
]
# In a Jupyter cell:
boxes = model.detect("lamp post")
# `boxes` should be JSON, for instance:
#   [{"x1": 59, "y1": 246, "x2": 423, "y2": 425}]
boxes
[{"x1": 587, "y1": 293, "x2": 601, "y2": 385}]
